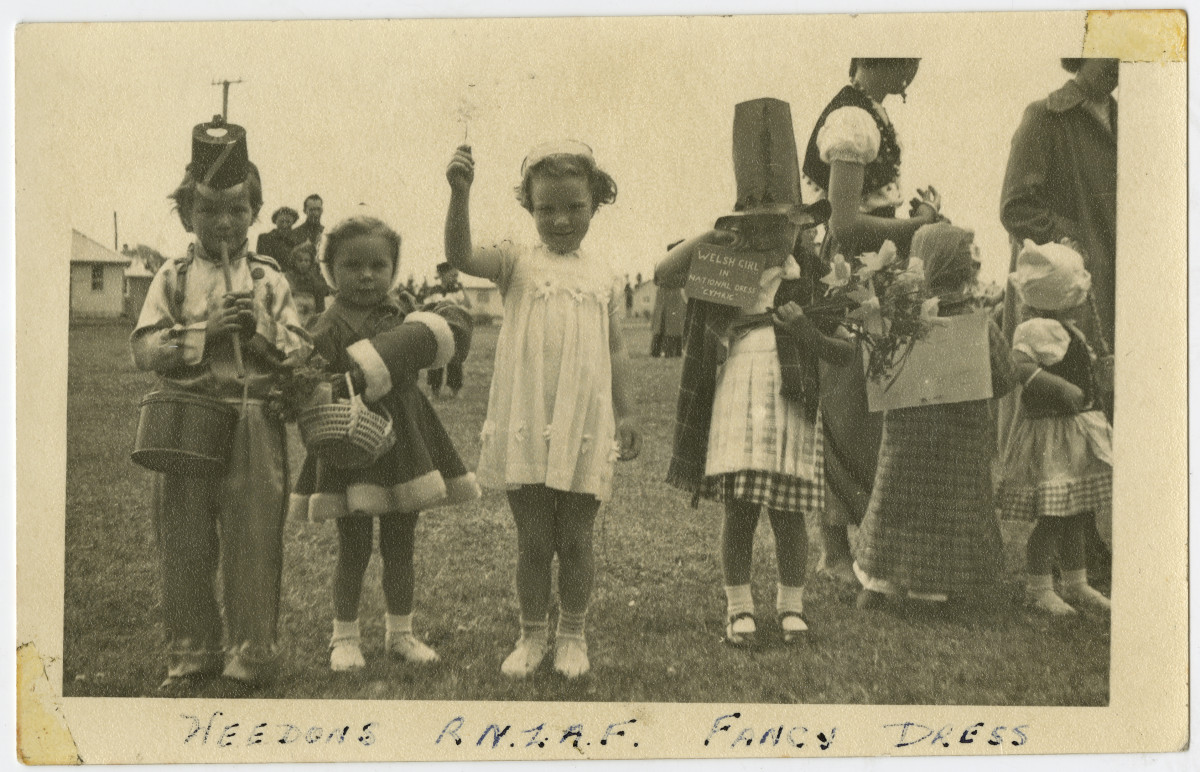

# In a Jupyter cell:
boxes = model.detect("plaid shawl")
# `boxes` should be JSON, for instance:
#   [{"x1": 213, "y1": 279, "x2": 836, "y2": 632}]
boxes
[{"x1": 666, "y1": 275, "x2": 823, "y2": 499}]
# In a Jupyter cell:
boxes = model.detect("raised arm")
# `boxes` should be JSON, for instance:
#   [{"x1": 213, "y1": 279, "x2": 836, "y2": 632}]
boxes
[{"x1": 445, "y1": 145, "x2": 505, "y2": 281}]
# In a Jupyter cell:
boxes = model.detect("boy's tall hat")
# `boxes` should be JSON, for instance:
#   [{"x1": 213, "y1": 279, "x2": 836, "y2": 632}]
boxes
[
  {"x1": 718, "y1": 98, "x2": 830, "y2": 231},
  {"x1": 191, "y1": 114, "x2": 250, "y2": 190}
]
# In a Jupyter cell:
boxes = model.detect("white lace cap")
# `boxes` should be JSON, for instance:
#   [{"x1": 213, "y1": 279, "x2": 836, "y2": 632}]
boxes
[{"x1": 521, "y1": 140, "x2": 595, "y2": 176}]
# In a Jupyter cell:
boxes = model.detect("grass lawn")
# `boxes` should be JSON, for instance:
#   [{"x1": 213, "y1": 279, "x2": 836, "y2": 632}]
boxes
[{"x1": 62, "y1": 319, "x2": 1109, "y2": 704}]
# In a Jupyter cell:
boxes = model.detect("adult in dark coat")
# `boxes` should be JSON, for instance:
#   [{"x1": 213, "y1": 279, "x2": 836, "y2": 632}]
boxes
[
  {"x1": 1000, "y1": 58, "x2": 1117, "y2": 414},
  {"x1": 999, "y1": 57, "x2": 1117, "y2": 580},
  {"x1": 255, "y1": 206, "x2": 298, "y2": 265}
]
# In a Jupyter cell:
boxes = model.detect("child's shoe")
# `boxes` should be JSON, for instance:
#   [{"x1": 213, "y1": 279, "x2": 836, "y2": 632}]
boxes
[
  {"x1": 330, "y1": 620, "x2": 366, "y2": 672},
  {"x1": 553, "y1": 634, "x2": 590, "y2": 679},
  {"x1": 778, "y1": 612, "x2": 809, "y2": 644},
  {"x1": 501, "y1": 633, "x2": 549, "y2": 678},
  {"x1": 1059, "y1": 581, "x2": 1111, "y2": 615},
  {"x1": 724, "y1": 612, "x2": 757, "y2": 647},
  {"x1": 1026, "y1": 589, "x2": 1078, "y2": 617},
  {"x1": 387, "y1": 632, "x2": 440, "y2": 665}
]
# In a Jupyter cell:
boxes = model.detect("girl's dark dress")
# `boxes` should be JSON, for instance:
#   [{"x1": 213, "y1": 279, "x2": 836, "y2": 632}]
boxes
[{"x1": 289, "y1": 295, "x2": 479, "y2": 521}]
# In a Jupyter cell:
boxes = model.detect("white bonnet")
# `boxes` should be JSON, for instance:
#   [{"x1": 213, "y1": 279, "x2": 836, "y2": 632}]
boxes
[{"x1": 1010, "y1": 239, "x2": 1092, "y2": 311}]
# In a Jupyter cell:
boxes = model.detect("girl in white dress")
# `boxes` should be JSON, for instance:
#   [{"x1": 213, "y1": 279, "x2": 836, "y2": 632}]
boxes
[{"x1": 444, "y1": 142, "x2": 642, "y2": 679}]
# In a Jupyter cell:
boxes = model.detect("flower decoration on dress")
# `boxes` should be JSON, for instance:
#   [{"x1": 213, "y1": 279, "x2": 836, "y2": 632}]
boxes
[
  {"x1": 607, "y1": 441, "x2": 622, "y2": 465},
  {"x1": 579, "y1": 434, "x2": 592, "y2": 456},
  {"x1": 513, "y1": 421, "x2": 527, "y2": 444},
  {"x1": 543, "y1": 423, "x2": 553, "y2": 442},
  {"x1": 534, "y1": 281, "x2": 555, "y2": 300},
  {"x1": 569, "y1": 287, "x2": 585, "y2": 305}
]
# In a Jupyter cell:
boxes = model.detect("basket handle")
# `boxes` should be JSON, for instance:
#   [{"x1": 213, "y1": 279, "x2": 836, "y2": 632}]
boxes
[{"x1": 344, "y1": 372, "x2": 362, "y2": 435}]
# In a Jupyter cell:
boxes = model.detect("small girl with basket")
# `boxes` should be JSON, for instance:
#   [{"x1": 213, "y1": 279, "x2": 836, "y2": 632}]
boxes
[
  {"x1": 444, "y1": 141, "x2": 641, "y2": 679},
  {"x1": 997, "y1": 240, "x2": 1113, "y2": 616},
  {"x1": 289, "y1": 216, "x2": 479, "y2": 671}
]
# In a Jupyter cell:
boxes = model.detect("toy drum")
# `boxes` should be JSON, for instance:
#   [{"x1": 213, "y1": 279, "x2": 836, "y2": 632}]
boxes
[{"x1": 131, "y1": 391, "x2": 238, "y2": 477}]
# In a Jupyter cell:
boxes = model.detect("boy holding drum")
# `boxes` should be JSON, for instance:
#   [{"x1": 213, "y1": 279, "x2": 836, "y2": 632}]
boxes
[{"x1": 130, "y1": 116, "x2": 311, "y2": 693}]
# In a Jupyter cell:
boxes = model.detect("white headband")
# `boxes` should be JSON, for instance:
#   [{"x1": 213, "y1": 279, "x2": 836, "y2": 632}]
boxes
[{"x1": 521, "y1": 140, "x2": 594, "y2": 176}]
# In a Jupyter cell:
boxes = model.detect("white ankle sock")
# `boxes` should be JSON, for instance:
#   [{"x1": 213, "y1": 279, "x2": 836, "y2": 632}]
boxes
[
  {"x1": 520, "y1": 615, "x2": 549, "y2": 640},
  {"x1": 331, "y1": 618, "x2": 360, "y2": 643},
  {"x1": 385, "y1": 613, "x2": 413, "y2": 636},
  {"x1": 724, "y1": 584, "x2": 754, "y2": 618},
  {"x1": 1026, "y1": 574, "x2": 1054, "y2": 594},
  {"x1": 1061, "y1": 569, "x2": 1088, "y2": 589},
  {"x1": 776, "y1": 584, "x2": 805, "y2": 616},
  {"x1": 557, "y1": 609, "x2": 587, "y2": 639}
]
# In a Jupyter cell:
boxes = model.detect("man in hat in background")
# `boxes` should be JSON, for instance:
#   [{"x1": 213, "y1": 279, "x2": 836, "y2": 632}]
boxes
[{"x1": 422, "y1": 261, "x2": 472, "y2": 399}]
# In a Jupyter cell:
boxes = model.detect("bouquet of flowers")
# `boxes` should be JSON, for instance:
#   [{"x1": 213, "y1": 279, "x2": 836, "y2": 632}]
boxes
[
  {"x1": 264, "y1": 351, "x2": 335, "y2": 423},
  {"x1": 814, "y1": 240, "x2": 941, "y2": 385}
]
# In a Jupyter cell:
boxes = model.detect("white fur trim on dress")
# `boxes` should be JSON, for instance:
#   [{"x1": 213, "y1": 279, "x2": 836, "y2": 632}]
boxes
[
  {"x1": 404, "y1": 311, "x2": 456, "y2": 371},
  {"x1": 346, "y1": 339, "x2": 393, "y2": 402}
]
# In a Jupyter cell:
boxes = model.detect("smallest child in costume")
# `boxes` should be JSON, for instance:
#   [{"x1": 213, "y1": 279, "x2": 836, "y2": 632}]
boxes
[
  {"x1": 289, "y1": 216, "x2": 480, "y2": 671},
  {"x1": 998, "y1": 240, "x2": 1113, "y2": 616}
]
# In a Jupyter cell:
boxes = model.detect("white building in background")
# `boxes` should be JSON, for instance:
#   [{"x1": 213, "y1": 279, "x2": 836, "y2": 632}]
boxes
[
  {"x1": 460, "y1": 275, "x2": 504, "y2": 324},
  {"x1": 69, "y1": 229, "x2": 130, "y2": 320},
  {"x1": 631, "y1": 280, "x2": 655, "y2": 318}
]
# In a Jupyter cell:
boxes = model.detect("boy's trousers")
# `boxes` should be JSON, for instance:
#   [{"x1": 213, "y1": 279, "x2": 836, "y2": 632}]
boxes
[{"x1": 152, "y1": 402, "x2": 288, "y2": 682}]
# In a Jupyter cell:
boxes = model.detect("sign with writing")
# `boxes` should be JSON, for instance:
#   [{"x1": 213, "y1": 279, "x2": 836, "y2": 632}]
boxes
[
  {"x1": 685, "y1": 245, "x2": 780, "y2": 309},
  {"x1": 866, "y1": 311, "x2": 993, "y2": 412}
]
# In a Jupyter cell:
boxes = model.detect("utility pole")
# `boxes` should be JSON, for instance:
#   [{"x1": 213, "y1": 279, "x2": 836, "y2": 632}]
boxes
[
  {"x1": 113, "y1": 211, "x2": 118, "y2": 251},
  {"x1": 212, "y1": 78, "x2": 244, "y2": 121}
]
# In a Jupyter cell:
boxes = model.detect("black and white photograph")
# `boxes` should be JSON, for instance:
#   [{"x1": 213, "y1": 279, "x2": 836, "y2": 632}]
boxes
[{"x1": 13, "y1": 6, "x2": 1188, "y2": 765}]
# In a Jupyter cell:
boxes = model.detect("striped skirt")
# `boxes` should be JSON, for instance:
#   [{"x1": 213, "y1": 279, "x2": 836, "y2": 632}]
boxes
[{"x1": 699, "y1": 327, "x2": 824, "y2": 514}]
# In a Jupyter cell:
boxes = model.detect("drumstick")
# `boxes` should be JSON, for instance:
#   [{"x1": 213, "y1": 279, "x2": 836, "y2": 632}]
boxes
[{"x1": 218, "y1": 242, "x2": 246, "y2": 380}]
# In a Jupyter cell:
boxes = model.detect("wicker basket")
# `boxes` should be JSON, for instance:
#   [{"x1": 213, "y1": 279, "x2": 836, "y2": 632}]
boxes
[{"x1": 298, "y1": 373, "x2": 396, "y2": 469}]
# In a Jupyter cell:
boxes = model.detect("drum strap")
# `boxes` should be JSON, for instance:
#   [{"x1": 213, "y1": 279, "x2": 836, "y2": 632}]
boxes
[{"x1": 169, "y1": 254, "x2": 193, "y2": 321}]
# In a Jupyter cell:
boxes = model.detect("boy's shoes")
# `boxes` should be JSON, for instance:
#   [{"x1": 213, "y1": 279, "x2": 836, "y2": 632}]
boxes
[
  {"x1": 1059, "y1": 583, "x2": 1111, "y2": 615},
  {"x1": 501, "y1": 633, "x2": 549, "y2": 678},
  {"x1": 778, "y1": 612, "x2": 809, "y2": 644},
  {"x1": 1026, "y1": 589, "x2": 1078, "y2": 617},
  {"x1": 386, "y1": 632, "x2": 440, "y2": 665},
  {"x1": 723, "y1": 612, "x2": 757, "y2": 648},
  {"x1": 223, "y1": 643, "x2": 278, "y2": 687},
  {"x1": 553, "y1": 634, "x2": 590, "y2": 679}
]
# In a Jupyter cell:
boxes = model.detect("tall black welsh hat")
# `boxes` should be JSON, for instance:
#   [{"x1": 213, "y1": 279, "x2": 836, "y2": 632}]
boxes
[{"x1": 190, "y1": 114, "x2": 250, "y2": 190}]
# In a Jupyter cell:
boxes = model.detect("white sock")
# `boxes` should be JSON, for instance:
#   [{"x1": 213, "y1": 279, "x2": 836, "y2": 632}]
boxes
[
  {"x1": 1061, "y1": 569, "x2": 1088, "y2": 590},
  {"x1": 557, "y1": 609, "x2": 587, "y2": 639},
  {"x1": 1026, "y1": 574, "x2": 1054, "y2": 595},
  {"x1": 331, "y1": 618, "x2": 360, "y2": 641},
  {"x1": 385, "y1": 613, "x2": 413, "y2": 636},
  {"x1": 520, "y1": 615, "x2": 549, "y2": 640},
  {"x1": 724, "y1": 584, "x2": 754, "y2": 618},
  {"x1": 776, "y1": 584, "x2": 805, "y2": 616}
]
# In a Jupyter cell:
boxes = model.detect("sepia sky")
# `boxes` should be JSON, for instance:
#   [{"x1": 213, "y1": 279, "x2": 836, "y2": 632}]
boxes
[{"x1": 20, "y1": 12, "x2": 1082, "y2": 285}]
